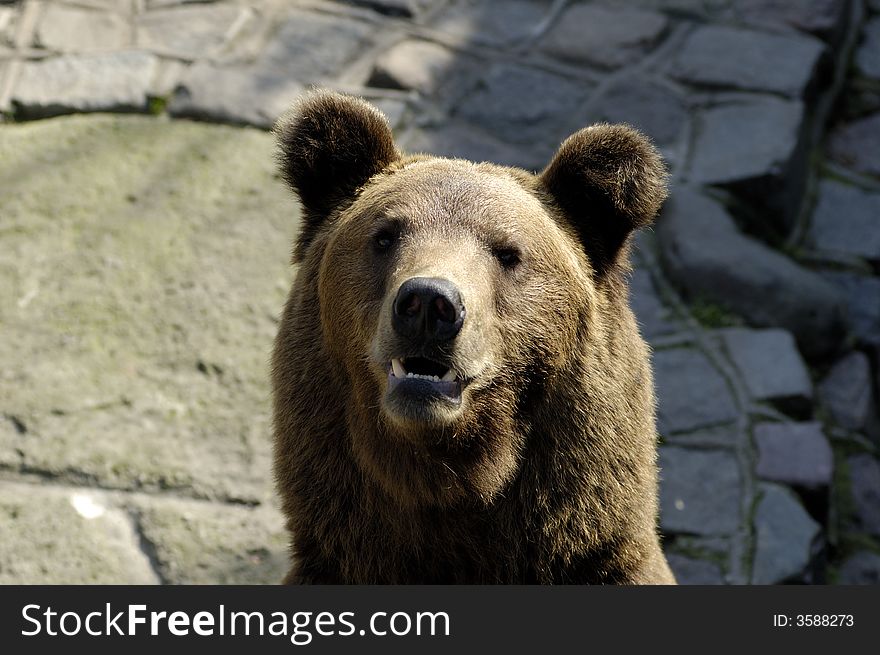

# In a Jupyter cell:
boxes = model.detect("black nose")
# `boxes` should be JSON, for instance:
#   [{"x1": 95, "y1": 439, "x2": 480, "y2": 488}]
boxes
[{"x1": 393, "y1": 277, "x2": 465, "y2": 343}]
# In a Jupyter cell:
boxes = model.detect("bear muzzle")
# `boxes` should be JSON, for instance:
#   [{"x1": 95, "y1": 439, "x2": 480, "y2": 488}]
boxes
[{"x1": 378, "y1": 277, "x2": 468, "y2": 420}]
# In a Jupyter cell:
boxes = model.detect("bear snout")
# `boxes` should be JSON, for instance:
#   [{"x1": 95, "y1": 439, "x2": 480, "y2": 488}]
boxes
[{"x1": 392, "y1": 277, "x2": 465, "y2": 344}]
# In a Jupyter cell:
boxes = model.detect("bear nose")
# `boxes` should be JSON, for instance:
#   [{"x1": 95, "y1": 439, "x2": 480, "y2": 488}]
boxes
[{"x1": 392, "y1": 277, "x2": 465, "y2": 343}]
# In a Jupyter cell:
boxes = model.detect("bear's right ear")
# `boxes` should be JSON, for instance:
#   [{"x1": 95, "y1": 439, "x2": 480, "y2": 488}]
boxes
[{"x1": 275, "y1": 90, "x2": 400, "y2": 261}]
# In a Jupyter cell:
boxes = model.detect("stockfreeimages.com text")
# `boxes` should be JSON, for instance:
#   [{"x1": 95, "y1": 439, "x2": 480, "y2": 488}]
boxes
[{"x1": 22, "y1": 603, "x2": 450, "y2": 645}]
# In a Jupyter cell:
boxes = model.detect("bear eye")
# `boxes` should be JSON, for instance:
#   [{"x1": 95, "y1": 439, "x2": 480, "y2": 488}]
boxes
[
  {"x1": 493, "y1": 246, "x2": 521, "y2": 269},
  {"x1": 373, "y1": 228, "x2": 397, "y2": 253}
]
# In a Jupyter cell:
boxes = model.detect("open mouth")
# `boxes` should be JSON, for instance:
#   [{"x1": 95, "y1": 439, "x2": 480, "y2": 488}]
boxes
[{"x1": 387, "y1": 356, "x2": 462, "y2": 402}]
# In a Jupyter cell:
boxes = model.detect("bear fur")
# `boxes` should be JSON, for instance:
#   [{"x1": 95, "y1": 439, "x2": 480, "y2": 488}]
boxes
[{"x1": 271, "y1": 89, "x2": 675, "y2": 584}]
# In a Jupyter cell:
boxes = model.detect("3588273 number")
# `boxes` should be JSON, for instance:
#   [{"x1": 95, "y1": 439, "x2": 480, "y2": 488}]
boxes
[{"x1": 795, "y1": 615, "x2": 854, "y2": 627}]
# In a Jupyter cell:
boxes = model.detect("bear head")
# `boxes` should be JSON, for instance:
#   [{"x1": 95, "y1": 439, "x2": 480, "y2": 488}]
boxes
[{"x1": 273, "y1": 90, "x2": 667, "y2": 509}]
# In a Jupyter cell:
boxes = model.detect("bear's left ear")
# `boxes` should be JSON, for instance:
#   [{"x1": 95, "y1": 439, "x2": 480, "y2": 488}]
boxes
[
  {"x1": 540, "y1": 124, "x2": 667, "y2": 278},
  {"x1": 275, "y1": 90, "x2": 400, "y2": 261}
]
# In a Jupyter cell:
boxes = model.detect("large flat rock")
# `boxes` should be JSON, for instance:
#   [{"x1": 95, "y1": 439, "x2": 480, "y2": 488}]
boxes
[
  {"x1": 368, "y1": 39, "x2": 478, "y2": 98},
  {"x1": 671, "y1": 25, "x2": 826, "y2": 97},
  {"x1": 659, "y1": 446, "x2": 742, "y2": 536},
  {"x1": 657, "y1": 189, "x2": 845, "y2": 358},
  {"x1": 827, "y1": 113, "x2": 880, "y2": 179},
  {"x1": 754, "y1": 422, "x2": 833, "y2": 490},
  {"x1": 808, "y1": 179, "x2": 880, "y2": 266},
  {"x1": 132, "y1": 497, "x2": 288, "y2": 584},
  {"x1": 585, "y1": 77, "x2": 689, "y2": 147},
  {"x1": 168, "y1": 62, "x2": 303, "y2": 129},
  {"x1": 0, "y1": 481, "x2": 158, "y2": 584},
  {"x1": 751, "y1": 483, "x2": 820, "y2": 584},
  {"x1": 11, "y1": 51, "x2": 159, "y2": 119},
  {"x1": 135, "y1": 3, "x2": 252, "y2": 60},
  {"x1": 688, "y1": 97, "x2": 808, "y2": 233},
  {"x1": 257, "y1": 10, "x2": 372, "y2": 82},
  {"x1": 0, "y1": 115, "x2": 298, "y2": 503},
  {"x1": 431, "y1": 0, "x2": 550, "y2": 47},
  {"x1": 653, "y1": 348, "x2": 739, "y2": 434},
  {"x1": 719, "y1": 328, "x2": 813, "y2": 417},
  {"x1": 35, "y1": 3, "x2": 130, "y2": 53},
  {"x1": 539, "y1": 4, "x2": 668, "y2": 69},
  {"x1": 454, "y1": 64, "x2": 591, "y2": 148},
  {"x1": 728, "y1": 0, "x2": 852, "y2": 44}
]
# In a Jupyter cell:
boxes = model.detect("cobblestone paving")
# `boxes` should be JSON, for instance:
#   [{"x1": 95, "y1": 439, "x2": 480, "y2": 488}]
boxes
[{"x1": 1, "y1": 0, "x2": 879, "y2": 584}]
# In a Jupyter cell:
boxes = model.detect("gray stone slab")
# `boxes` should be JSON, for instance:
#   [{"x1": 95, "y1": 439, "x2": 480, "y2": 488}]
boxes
[
  {"x1": 730, "y1": 0, "x2": 851, "y2": 43},
  {"x1": 754, "y1": 422, "x2": 833, "y2": 489},
  {"x1": 837, "y1": 551, "x2": 880, "y2": 584},
  {"x1": 671, "y1": 25, "x2": 826, "y2": 97},
  {"x1": 133, "y1": 497, "x2": 288, "y2": 584},
  {"x1": 168, "y1": 62, "x2": 303, "y2": 129},
  {"x1": 431, "y1": 0, "x2": 550, "y2": 47},
  {"x1": 663, "y1": 424, "x2": 743, "y2": 449},
  {"x1": 656, "y1": 189, "x2": 846, "y2": 359},
  {"x1": 857, "y1": 17, "x2": 880, "y2": 80},
  {"x1": 404, "y1": 120, "x2": 548, "y2": 171},
  {"x1": 0, "y1": 482, "x2": 157, "y2": 584},
  {"x1": 821, "y1": 272, "x2": 880, "y2": 346},
  {"x1": 828, "y1": 113, "x2": 880, "y2": 178},
  {"x1": 689, "y1": 97, "x2": 807, "y2": 233},
  {"x1": 454, "y1": 64, "x2": 590, "y2": 146},
  {"x1": 594, "y1": 0, "x2": 728, "y2": 17},
  {"x1": 0, "y1": 415, "x2": 25, "y2": 468},
  {"x1": 368, "y1": 39, "x2": 477, "y2": 97},
  {"x1": 0, "y1": 115, "x2": 295, "y2": 503},
  {"x1": 751, "y1": 483, "x2": 820, "y2": 584},
  {"x1": 35, "y1": 3, "x2": 130, "y2": 52},
  {"x1": 146, "y1": 0, "x2": 219, "y2": 7},
  {"x1": 720, "y1": 328, "x2": 813, "y2": 416},
  {"x1": 11, "y1": 51, "x2": 159, "y2": 119},
  {"x1": 819, "y1": 351, "x2": 880, "y2": 439},
  {"x1": 586, "y1": 77, "x2": 689, "y2": 146},
  {"x1": 136, "y1": 4, "x2": 252, "y2": 60},
  {"x1": 654, "y1": 348, "x2": 739, "y2": 434},
  {"x1": 846, "y1": 454, "x2": 880, "y2": 537},
  {"x1": 630, "y1": 267, "x2": 680, "y2": 339},
  {"x1": 0, "y1": 7, "x2": 13, "y2": 46},
  {"x1": 666, "y1": 553, "x2": 725, "y2": 584},
  {"x1": 258, "y1": 10, "x2": 372, "y2": 82},
  {"x1": 539, "y1": 4, "x2": 668, "y2": 69},
  {"x1": 808, "y1": 179, "x2": 880, "y2": 265},
  {"x1": 659, "y1": 446, "x2": 742, "y2": 536},
  {"x1": 338, "y1": 0, "x2": 440, "y2": 18}
]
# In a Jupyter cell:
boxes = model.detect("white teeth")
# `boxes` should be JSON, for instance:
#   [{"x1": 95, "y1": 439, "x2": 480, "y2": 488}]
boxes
[
  {"x1": 391, "y1": 359, "x2": 458, "y2": 383},
  {"x1": 391, "y1": 358, "x2": 406, "y2": 378}
]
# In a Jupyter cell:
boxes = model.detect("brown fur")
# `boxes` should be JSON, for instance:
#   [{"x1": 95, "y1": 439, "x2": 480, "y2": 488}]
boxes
[{"x1": 271, "y1": 90, "x2": 675, "y2": 584}]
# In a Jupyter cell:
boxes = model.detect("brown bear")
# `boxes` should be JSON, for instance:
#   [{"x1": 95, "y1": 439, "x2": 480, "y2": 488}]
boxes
[{"x1": 271, "y1": 90, "x2": 675, "y2": 584}]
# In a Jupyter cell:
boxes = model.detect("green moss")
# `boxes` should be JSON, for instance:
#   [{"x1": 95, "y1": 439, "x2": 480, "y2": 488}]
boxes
[
  {"x1": 689, "y1": 299, "x2": 742, "y2": 329},
  {"x1": 148, "y1": 96, "x2": 168, "y2": 116}
]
